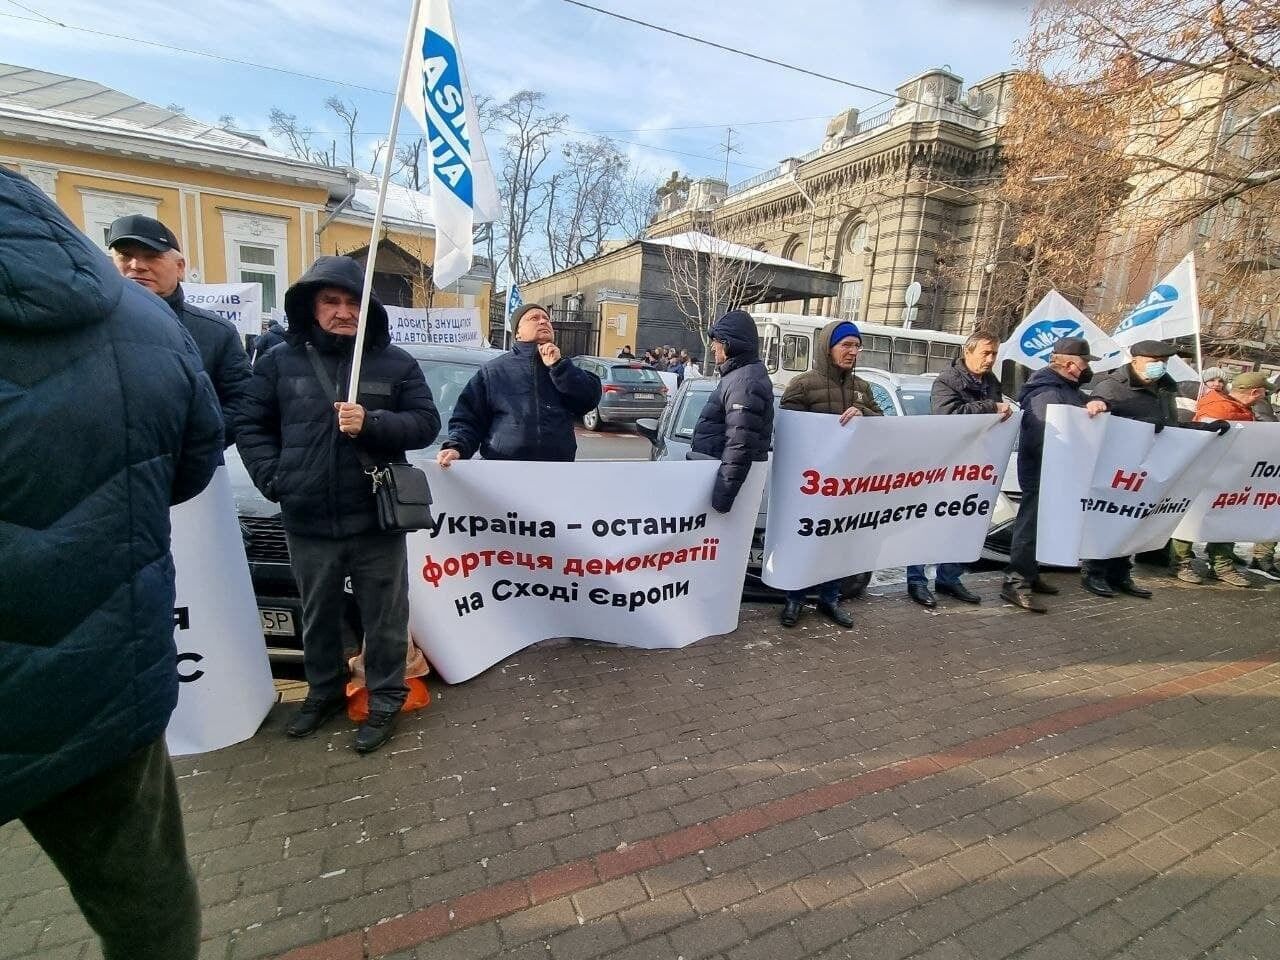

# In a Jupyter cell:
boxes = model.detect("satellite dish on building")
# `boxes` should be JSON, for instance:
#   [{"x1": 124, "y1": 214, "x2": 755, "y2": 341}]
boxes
[{"x1": 904, "y1": 281, "x2": 922, "y2": 307}]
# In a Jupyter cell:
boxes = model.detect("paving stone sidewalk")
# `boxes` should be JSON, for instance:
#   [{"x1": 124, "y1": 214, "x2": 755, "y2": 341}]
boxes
[{"x1": 3, "y1": 568, "x2": 1280, "y2": 960}]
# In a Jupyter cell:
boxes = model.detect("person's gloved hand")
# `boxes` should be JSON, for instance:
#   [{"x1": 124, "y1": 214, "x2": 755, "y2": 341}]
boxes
[
  {"x1": 1152, "y1": 420, "x2": 1165, "y2": 434},
  {"x1": 1210, "y1": 419, "x2": 1232, "y2": 436}
]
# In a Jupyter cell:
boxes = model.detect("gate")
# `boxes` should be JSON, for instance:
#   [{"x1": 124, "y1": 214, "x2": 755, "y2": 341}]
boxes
[{"x1": 548, "y1": 306, "x2": 600, "y2": 358}]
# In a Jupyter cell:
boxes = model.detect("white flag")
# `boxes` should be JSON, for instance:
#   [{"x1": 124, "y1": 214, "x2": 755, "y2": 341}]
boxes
[
  {"x1": 404, "y1": 0, "x2": 501, "y2": 290},
  {"x1": 997, "y1": 289, "x2": 1126, "y2": 373},
  {"x1": 1111, "y1": 253, "x2": 1200, "y2": 348}
]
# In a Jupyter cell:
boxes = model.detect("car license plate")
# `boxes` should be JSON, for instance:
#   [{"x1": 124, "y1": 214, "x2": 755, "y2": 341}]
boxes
[
  {"x1": 634, "y1": 392, "x2": 656, "y2": 400},
  {"x1": 260, "y1": 608, "x2": 296, "y2": 637}
]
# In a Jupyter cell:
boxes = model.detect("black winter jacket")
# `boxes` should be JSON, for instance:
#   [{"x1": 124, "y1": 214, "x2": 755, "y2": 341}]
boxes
[
  {"x1": 162, "y1": 285, "x2": 251, "y2": 447},
  {"x1": 0, "y1": 167, "x2": 223, "y2": 823},
  {"x1": 1089, "y1": 365, "x2": 1181, "y2": 428},
  {"x1": 931, "y1": 356, "x2": 1003, "y2": 416},
  {"x1": 1015, "y1": 366, "x2": 1104, "y2": 493},
  {"x1": 251, "y1": 319, "x2": 287, "y2": 364},
  {"x1": 691, "y1": 310, "x2": 775, "y2": 512},
  {"x1": 443, "y1": 341, "x2": 601, "y2": 461},
  {"x1": 235, "y1": 257, "x2": 440, "y2": 539}
]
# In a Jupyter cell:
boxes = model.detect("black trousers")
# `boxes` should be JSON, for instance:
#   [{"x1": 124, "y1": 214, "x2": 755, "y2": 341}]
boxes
[
  {"x1": 1005, "y1": 485, "x2": 1041, "y2": 584},
  {"x1": 1082, "y1": 556, "x2": 1133, "y2": 583},
  {"x1": 20, "y1": 737, "x2": 200, "y2": 960},
  {"x1": 287, "y1": 529, "x2": 410, "y2": 714}
]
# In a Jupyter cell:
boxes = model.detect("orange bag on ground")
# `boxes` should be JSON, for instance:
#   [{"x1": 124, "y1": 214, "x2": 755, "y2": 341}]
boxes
[{"x1": 345, "y1": 634, "x2": 431, "y2": 722}]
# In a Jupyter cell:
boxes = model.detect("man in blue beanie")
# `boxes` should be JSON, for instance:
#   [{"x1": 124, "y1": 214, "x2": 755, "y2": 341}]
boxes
[
  {"x1": 690, "y1": 308, "x2": 775, "y2": 514},
  {"x1": 776, "y1": 318, "x2": 883, "y2": 628}
]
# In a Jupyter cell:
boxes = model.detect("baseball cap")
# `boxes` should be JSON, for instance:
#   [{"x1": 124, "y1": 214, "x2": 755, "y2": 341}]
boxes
[
  {"x1": 1232, "y1": 371, "x2": 1273, "y2": 391},
  {"x1": 1128, "y1": 340, "x2": 1179, "y2": 359},
  {"x1": 106, "y1": 214, "x2": 181, "y2": 253},
  {"x1": 1051, "y1": 337, "x2": 1099, "y2": 361}
]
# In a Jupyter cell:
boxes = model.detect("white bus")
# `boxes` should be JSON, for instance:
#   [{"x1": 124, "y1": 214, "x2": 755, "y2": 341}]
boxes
[{"x1": 751, "y1": 313, "x2": 966, "y2": 386}]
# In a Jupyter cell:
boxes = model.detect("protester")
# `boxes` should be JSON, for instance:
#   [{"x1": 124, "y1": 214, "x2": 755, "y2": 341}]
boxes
[
  {"x1": 670, "y1": 352, "x2": 687, "y2": 383},
  {"x1": 617, "y1": 344, "x2": 635, "y2": 359},
  {"x1": 237, "y1": 256, "x2": 440, "y2": 753},
  {"x1": 108, "y1": 214, "x2": 251, "y2": 446},
  {"x1": 1247, "y1": 378, "x2": 1278, "y2": 576},
  {"x1": 437, "y1": 303, "x2": 601, "y2": 465},
  {"x1": 691, "y1": 310, "x2": 775, "y2": 521},
  {"x1": 252, "y1": 317, "x2": 288, "y2": 363},
  {"x1": 1201, "y1": 367, "x2": 1228, "y2": 397},
  {"x1": 1, "y1": 168, "x2": 224, "y2": 960},
  {"x1": 907, "y1": 331, "x2": 1013, "y2": 607},
  {"x1": 775, "y1": 319, "x2": 880, "y2": 627},
  {"x1": 1076, "y1": 341, "x2": 1184, "y2": 599},
  {"x1": 1169, "y1": 371, "x2": 1272, "y2": 586},
  {"x1": 684, "y1": 353, "x2": 703, "y2": 381},
  {"x1": 1002, "y1": 337, "x2": 1109, "y2": 613}
]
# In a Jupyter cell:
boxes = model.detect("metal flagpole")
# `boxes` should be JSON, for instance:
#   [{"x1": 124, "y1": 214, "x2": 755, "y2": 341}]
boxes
[
  {"x1": 1188, "y1": 252, "x2": 1205, "y2": 373},
  {"x1": 346, "y1": 0, "x2": 424, "y2": 402}
]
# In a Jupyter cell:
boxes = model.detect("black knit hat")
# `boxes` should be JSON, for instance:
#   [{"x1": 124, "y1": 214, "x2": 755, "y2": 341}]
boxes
[{"x1": 512, "y1": 303, "x2": 549, "y2": 328}]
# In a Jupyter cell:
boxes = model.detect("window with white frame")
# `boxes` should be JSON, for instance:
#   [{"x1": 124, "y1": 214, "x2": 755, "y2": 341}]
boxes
[
  {"x1": 838, "y1": 279, "x2": 864, "y2": 321},
  {"x1": 222, "y1": 211, "x2": 289, "y2": 314},
  {"x1": 80, "y1": 190, "x2": 160, "y2": 252}
]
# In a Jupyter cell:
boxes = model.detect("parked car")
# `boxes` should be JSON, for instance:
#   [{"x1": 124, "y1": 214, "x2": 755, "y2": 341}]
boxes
[
  {"x1": 227, "y1": 343, "x2": 502, "y2": 662},
  {"x1": 636, "y1": 368, "x2": 1020, "y2": 600},
  {"x1": 569, "y1": 355, "x2": 669, "y2": 430}
]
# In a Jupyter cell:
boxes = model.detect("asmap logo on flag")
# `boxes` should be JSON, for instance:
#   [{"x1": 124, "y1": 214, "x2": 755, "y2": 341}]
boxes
[
  {"x1": 1111, "y1": 253, "x2": 1199, "y2": 349},
  {"x1": 998, "y1": 290, "x2": 1126, "y2": 372}
]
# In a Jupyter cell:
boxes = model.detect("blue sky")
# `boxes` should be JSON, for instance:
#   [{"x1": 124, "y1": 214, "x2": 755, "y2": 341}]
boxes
[{"x1": 2, "y1": 0, "x2": 1031, "y2": 185}]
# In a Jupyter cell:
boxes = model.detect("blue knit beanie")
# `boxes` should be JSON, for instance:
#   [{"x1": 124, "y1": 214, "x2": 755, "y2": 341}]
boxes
[{"x1": 830, "y1": 321, "x2": 861, "y2": 349}]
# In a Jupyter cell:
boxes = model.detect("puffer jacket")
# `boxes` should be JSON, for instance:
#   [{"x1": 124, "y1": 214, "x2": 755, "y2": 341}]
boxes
[
  {"x1": 251, "y1": 319, "x2": 288, "y2": 364},
  {"x1": 691, "y1": 309, "x2": 775, "y2": 512},
  {"x1": 443, "y1": 341, "x2": 601, "y2": 461},
  {"x1": 1015, "y1": 365, "x2": 1102, "y2": 494},
  {"x1": 235, "y1": 256, "x2": 440, "y2": 539},
  {"x1": 162, "y1": 284, "x2": 252, "y2": 447},
  {"x1": 931, "y1": 356, "x2": 1002, "y2": 415},
  {"x1": 0, "y1": 167, "x2": 223, "y2": 823},
  {"x1": 780, "y1": 318, "x2": 883, "y2": 417}
]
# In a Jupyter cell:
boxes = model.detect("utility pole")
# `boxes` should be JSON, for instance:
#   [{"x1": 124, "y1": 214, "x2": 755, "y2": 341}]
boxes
[{"x1": 719, "y1": 127, "x2": 738, "y2": 185}]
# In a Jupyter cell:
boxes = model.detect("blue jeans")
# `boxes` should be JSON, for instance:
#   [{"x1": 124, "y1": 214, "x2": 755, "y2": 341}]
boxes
[
  {"x1": 906, "y1": 563, "x2": 965, "y2": 588},
  {"x1": 786, "y1": 579, "x2": 841, "y2": 606}
]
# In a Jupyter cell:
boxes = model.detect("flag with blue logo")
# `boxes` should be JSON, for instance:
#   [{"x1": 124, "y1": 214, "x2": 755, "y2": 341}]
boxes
[
  {"x1": 997, "y1": 290, "x2": 1126, "y2": 372},
  {"x1": 506, "y1": 284, "x2": 523, "y2": 331},
  {"x1": 404, "y1": 0, "x2": 501, "y2": 291},
  {"x1": 1111, "y1": 253, "x2": 1199, "y2": 349}
]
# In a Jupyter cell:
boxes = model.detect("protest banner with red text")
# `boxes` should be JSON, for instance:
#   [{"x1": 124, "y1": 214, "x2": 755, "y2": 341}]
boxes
[{"x1": 1174, "y1": 423, "x2": 1280, "y2": 542}]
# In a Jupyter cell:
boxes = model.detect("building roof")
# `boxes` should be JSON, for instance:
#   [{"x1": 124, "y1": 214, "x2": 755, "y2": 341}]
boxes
[
  {"x1": 0, "y1": 62, "x2": 349, "y2": 190},
  {"x1": 644, "y1": 231, "x2": 828, "y2": 272},
  {"x1": 345, "y1": 173, "x2": 436, "y2": 231}
]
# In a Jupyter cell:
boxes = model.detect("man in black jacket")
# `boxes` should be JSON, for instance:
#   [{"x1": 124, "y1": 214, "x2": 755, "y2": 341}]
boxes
[
  {"x1": 1002, "y1": 338, "x2": 1109, "y2": 613},
  {"x1": 237, "y1": 256, "x2": 440, "y2": 753},
  {"x1": 905, "y1": 331, "x2": 1014, "y2": 608},
  {"x1": 251, "y1": 318, "x2": 288, "y2": 363},
  {"x1": 108, "y1": 215, "x2": 251, "y2": 446},
  {"x1": 691, "y1": 309, "x2": 775, "y2": 514},
  {"x1": 2, "y1": 168, "x2": 223, "y2": 960},
  {"x1": 436, "y1": 303, "x2": 601, "y2": 465}
]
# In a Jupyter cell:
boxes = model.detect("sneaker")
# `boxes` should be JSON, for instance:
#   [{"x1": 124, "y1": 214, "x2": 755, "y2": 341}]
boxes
[
  {"x1": 1249, "y1": 558, "x2": 1280, "y2": 578},
  {"x1": 354, "y1": 709, "x2": 399, "y2": 753},
  {"x1": 1174, "y1": 562, "x2": 1204, "y2": 585},
  {"x1": 286, "y1": 696, "x2": 347, "y2": 738},
  {"x1": 1212, "y1": 562, "x2": 1252, "y2": 587}
]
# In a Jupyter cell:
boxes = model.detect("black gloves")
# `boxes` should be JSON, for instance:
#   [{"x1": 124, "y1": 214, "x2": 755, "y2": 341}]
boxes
[{"x1": 1210, "y1": 419, "x2": 1232, "y2": 436}]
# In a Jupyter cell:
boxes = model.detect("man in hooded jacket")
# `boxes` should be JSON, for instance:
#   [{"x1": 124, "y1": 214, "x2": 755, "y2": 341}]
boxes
[
  {"x1": 1, "y1": 167, "x2": 223, "y2": 960},
  {"x1": 436, "y1": 303, "x2": 601, "y2": 465},
  {"x1": 1002, "y1": 337, "x2": 1109, "y2": 613},
  {"x1": 774, "y1": 319, "x2": 880, "y2": 627},
  {"x1": 691, "y1": 309, "x2": 775, "y2": 517},
  {"x1": 237, "y1": 256, "x2": 440, "y2": 753}
]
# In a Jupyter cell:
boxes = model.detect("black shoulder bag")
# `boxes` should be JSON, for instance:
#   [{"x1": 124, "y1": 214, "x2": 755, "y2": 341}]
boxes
[{"x1": 306, "y1": 345, "x2": 433, "y2": 532}]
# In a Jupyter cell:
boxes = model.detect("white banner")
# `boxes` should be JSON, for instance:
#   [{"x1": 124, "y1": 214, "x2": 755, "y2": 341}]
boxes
[
  {"x1": 1113, "y1": 253, "x2": 1200, "y2": 348},
  {"x1": 404, "y1": 0, "x2": 501, "y2": 289},
  {"x1": 1036, "y1": 406, "x2": 1228, "y2": 564},
  {"x1": 406, "y1": 461, "x2": 766, "y2": 683},
  {"x1": 1174, "y1": 423, "x2": 1280, "y2": 542},
  {"x1": 386, "y1": 306, "x2": 485, "y2": 348},
  {"x1": 998, "y1": 290, "x2": 1126, "y2": 373},
  {"x1": 761, "y1": 410, "x2": 1021, "y2": 588},
  {"x1": 167, "y1": 466, "x2": 276, "y2": 756},
  {"x1": 184, "y1": 282, "x2": 263, "y2": 338}
]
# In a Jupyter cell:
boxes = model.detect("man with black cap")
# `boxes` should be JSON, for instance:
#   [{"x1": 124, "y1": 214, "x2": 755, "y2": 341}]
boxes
[
  {"x1": 436, "y1": 303, "x2": 601, "y2": 465},
  {"x1": 107, "y1": 215, "x2": 251, "y2": 445},
  {"x1": 236, "y1": 256, "x2": 440, "y2": 753},
  {"x1": 1079, "y1": 340, "x2": 1185, "y2": 598},
  {"x1": 1001, "y1": 337, "x2": 1109, "y2": 612}
]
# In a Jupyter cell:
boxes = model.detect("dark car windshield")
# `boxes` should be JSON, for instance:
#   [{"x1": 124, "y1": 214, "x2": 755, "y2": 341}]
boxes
[
  {"x1": 419, "y1": 360, "x2": 481, "y2": 428},
  {"x1": 896, "y1": 388, "x2": 933, "y2": 416},
  {"x1": 610, "y1": 366, "x2": 662, "y2": 385}
]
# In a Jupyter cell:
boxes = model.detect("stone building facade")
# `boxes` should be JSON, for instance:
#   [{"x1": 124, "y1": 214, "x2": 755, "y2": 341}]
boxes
[{"x1": 648, "y1": 68, "x2": 1017, "y2": 335}]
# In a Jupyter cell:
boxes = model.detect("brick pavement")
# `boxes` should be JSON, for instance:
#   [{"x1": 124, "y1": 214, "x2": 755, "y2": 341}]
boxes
[{"x1": 3, "y1": 568, "x2": 1280, "y2": 960}]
